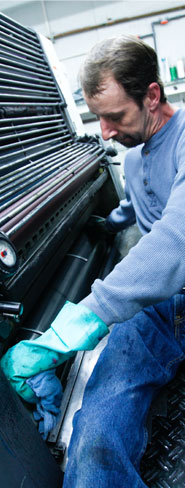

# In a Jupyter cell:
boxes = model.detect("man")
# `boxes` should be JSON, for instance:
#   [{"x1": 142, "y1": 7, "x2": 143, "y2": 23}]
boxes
[
  {"x1": 62, "y1": 36, "x2": 185, "y2": 487},
  {"x1": 1, "y1": 35, "x2": 185, "y2": 487}
]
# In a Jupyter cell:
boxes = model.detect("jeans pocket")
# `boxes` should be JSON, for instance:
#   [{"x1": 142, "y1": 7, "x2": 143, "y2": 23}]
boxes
[{"x1": 174, "y1": 294, "x2": 185, "y2": 353}]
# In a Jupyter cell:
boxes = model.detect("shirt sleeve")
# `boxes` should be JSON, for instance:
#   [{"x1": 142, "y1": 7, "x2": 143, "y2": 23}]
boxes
[
  {"x1": 81, "y1": 146, "x2": 185, "y2": 326},
  {"x1": 106, "y1": 180, "x2": 136, "y2": 232}
]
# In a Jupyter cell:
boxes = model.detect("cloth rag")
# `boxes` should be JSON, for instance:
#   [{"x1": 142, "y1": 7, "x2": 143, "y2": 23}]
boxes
[{"x1": 26, "y1": 369, "x2": 63, "y2": 440}]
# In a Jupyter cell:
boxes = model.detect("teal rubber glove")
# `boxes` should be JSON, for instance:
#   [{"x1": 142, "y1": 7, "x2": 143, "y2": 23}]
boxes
[{"x1": 0, "y1": 301, "x2": 109, "y2": 403}]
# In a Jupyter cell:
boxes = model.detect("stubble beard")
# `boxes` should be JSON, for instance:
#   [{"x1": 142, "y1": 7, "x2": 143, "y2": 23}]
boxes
[{"x1": 113, "y1": 132, "x2": 143, "y2": 148}]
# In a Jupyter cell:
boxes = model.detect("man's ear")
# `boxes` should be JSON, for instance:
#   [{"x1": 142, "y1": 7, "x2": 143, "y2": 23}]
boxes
[{"x1": 144, "y1": 82, "x2": 161, "y2": 112}]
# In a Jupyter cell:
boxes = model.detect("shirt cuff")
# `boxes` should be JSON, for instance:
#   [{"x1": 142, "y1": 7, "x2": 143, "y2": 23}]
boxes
[{"x1": 80, "y1": 293, "x2": 112, "y2": 326}]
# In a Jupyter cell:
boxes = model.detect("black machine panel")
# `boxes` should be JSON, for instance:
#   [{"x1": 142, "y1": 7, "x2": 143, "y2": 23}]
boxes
[
  {"x1": 0, "y1": 12, "x2": 120, "y2": 487},
  {"x1": 0, "y1": 12, "x2": 119, "y2": 334}
]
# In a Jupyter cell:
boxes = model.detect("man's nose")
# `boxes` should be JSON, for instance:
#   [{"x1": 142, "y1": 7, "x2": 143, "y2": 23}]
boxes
[{"x1": 100, "y1": 117, "x2": 118, "y2": 140}]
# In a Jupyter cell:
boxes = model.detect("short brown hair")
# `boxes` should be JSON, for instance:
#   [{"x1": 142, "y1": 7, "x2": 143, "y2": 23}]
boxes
[{"x1": 80, "y1": 35, "x2": 166, "y2": 108}]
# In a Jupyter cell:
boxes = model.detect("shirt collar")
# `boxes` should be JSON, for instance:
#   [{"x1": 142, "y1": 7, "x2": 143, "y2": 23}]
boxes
[{"x1": 144, "y1": 109, "x2": 181, "y2": 150}]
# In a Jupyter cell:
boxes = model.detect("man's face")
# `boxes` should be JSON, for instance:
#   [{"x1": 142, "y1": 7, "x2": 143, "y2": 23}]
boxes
[{"x1": 84, "y1": 75, "x2": 151, "y2": 148}]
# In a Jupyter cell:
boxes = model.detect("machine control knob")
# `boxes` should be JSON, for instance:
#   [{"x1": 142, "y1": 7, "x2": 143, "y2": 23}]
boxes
[{"x1": 0, "y1": 232, "x2": 18, "y2": 281}]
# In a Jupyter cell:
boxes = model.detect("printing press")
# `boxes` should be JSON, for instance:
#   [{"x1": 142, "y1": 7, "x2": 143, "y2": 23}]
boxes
[
  {"x1": 1, "y1": 12, "x2": 185, "y2": 488},
  {"x1": 0, "y1": 12, "x2": 124, "y2": 487}
]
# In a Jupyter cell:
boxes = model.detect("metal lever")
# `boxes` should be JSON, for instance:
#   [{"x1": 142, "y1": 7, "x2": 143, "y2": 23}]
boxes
[{"x1": 0, "y1": 301, "x2": 23, "y2": 317}]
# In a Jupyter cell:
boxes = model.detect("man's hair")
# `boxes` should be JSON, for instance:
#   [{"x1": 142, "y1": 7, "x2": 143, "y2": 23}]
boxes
[{"x1": 80, "y1": 36, "x2": 166, "y2": 108}]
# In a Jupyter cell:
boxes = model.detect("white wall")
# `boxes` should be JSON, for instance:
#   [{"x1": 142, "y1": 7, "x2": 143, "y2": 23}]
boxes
[
  {"x1": 1, "y1": 1, "x2": 185, "y2": 94},
  {"x1": 1, "y1": 0, "x2": 185, "y2": 173},
  {"x1": 54, "y1": 8, "x2": 185, "y2": 94}
]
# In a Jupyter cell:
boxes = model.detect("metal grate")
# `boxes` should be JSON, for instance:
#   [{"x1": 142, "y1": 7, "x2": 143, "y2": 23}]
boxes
[
  {"x1": 141, "y1": 363, "x2": 185, "y2": 487},
  {"x1": 0, "y1": 13, "x2": 105, "y2": 243},
  {"x1": 0, "y1": 12, "x2": 74, "y2": 177},
  {"x1": 0, "y1": 13, "x2": 62, "y2": 106}
]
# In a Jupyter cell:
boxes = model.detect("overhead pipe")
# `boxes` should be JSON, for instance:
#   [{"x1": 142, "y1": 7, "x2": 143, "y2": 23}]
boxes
[{"x1": 52, "y1": 6, "x2": 185, "y2": 41}]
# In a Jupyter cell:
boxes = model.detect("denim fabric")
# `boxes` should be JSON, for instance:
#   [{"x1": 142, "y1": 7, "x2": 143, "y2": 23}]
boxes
[{"x1": 63, "y1": 295, "x2": 185, "y2": 488}]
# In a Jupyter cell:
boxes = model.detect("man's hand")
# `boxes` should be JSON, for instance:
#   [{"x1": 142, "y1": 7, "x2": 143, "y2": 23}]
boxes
[
  {"x1": 86, "y1": 215, "x2": 116, "y2": 244},
  {"x1": 0, "y1": 301, "x2": 109, "y2": 402}
]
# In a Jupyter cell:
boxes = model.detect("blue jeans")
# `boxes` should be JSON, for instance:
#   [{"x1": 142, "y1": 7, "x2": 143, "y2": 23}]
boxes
[{"x1": 63, "y1": 294, "x2": 185, "y2": 488}]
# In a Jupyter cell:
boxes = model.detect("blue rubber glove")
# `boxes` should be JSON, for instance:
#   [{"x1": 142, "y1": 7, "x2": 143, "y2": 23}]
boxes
[{"x1": 0, "y1": 301, "x2": 109, "y2": 402}]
